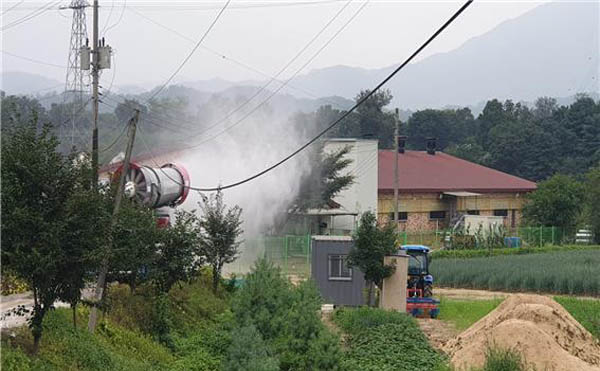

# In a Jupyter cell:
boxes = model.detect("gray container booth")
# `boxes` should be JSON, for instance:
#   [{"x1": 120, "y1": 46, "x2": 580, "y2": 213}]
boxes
[{"x1": 311, "y1": 236, "x2": 366, "y2": 306}]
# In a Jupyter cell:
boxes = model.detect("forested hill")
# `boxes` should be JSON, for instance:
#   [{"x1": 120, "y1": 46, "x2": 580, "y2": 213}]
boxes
[
  {"x1": 2, "y1": 87, "x2": 599, "y2": 183},
  {"x1": 299, "y1": 91, "x2": 600, "y2": 182}
]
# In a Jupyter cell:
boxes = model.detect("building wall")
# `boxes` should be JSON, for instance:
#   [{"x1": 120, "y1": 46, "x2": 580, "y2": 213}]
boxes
[
  {"x1": 378, "y1": 192, "x2": 530, "y2": 232},
  {"x1": 311, "y1": 237, "x2": 366, "y2": 306},
  {"x1": 324, "y1": 139, "x2": 378, "y2": 233}
]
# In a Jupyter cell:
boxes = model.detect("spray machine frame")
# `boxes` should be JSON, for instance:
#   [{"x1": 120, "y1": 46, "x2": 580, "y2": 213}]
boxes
[{"x1": 114, "y1": 162, "x2": 190, "y2": 226}]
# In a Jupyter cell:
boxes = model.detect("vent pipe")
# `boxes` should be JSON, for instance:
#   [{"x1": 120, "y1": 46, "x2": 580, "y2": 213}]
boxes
[{"x1": 426, "y1": 137, "x2": 436, "y2": 155}]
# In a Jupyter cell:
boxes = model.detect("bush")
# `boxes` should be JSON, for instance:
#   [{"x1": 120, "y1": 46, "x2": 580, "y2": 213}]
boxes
[
  {"x1": 1, "y1": 346, "x2": 34, "y2": 371},
  {"x1": 0, "y1": 270, "x2": 29, "y2": 295},
  {"x1": 334, "y1": 307, "x2": 446, "y2": 371}
]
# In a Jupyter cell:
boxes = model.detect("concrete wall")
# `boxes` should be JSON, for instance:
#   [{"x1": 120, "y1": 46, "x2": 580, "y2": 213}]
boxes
[
  {"x1": 324, "y1": 139, "x2": 378, "y2": 233},
  {"x1": 311, "y1": 236, "x2": 366, "y2": 306}
]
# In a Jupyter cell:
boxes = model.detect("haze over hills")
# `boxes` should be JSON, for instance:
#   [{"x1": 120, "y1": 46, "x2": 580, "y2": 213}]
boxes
[{"x1": 2, "y1": 1, "x2": 598, "y2": 111}]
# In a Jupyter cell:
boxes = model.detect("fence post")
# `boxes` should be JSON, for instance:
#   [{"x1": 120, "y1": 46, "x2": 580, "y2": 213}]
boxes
[
  {"x1": 539, "y1": 225, "x2": 543, "y2": 247},
  {"x1": 284, "y1": 236, "x2": 288, "y2": 274},
  {"x1": 551, "y1": 226, "x2": 555, "y2": 245},
  {"x1": 306, "y1": 234, "x2": 310, "y2": 274},
  {"x1": 404, "y1": 232, "x2": 407, "y2": 245}
]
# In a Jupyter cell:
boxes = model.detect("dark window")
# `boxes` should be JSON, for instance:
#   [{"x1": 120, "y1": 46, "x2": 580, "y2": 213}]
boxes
[
  {"x1": 429, "y1": 211, "x2": 446, "y2": 220},
  {"x1": 467, "y1": 210, "x2": 480, "y2": 215},
  {"x1": 328, "y1": 255, "x2": 352, "y2": 281},
  {"x1": 494, "y1": 209, "x2": 508, "y2": 217},
  {"x1": 388, "y1": 212, "x2": 408, "y2": 221}
]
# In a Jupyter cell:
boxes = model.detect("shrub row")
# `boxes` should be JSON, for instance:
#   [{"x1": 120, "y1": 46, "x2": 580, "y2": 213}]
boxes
[
  {"x1": 333, "y1": 307, "x2": 447, "y2": 371},
  {"x1": 431, "y1": 250, "x2": 600, "y2": 296},
  {"x1": 431, "y1": 244, "x2": 600, "y2": 260}
]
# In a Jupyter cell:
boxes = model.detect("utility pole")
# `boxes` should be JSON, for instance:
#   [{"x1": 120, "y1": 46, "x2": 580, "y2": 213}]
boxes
[
  {"x1": 87, "y1": 110, "x2": 140, "y2": 333},
  {"x1": 91, "y1": 0, "x2": 99, "y2": 188},
  {"x1": 394, "y1": 108, "x2": 400, "y2": 234}
]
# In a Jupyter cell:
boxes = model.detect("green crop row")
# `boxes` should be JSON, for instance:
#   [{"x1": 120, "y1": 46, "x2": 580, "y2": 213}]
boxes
[
  {"x1": 333, "y1": 307, "x2": 447, "y2": 371},
  {"x1": 430, "y1": 250, "x2": 600, "y2": 296},
  {"x1": 430, "y1": 245, "x2": 600, "y2": 260}
]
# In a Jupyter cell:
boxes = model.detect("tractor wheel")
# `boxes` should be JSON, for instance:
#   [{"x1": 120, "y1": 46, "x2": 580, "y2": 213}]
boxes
[{"x1": 423, "y1": 284, "x2": 433, "y2": 298}]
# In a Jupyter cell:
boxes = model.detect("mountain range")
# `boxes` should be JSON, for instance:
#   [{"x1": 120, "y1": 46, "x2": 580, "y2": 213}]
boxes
[{"x1": 2, "y1": 1, "x2": 598, "y2": 111}]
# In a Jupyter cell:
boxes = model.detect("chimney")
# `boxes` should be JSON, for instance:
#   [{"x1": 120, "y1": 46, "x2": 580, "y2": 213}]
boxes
[
  {"x1": 397, "y1": 136, "x2": 407, "y2": 153},
  {"x1": 426, "y1": 137, "x2": 436, "y2": 155}
]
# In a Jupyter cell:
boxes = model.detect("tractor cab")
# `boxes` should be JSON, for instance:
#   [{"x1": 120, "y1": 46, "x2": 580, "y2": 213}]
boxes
[{"x1": 400, "y1": 245, "x2": 434, "y2": 297}]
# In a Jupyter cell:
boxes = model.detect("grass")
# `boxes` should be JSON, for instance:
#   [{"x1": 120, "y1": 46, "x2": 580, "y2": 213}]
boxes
[
  {"x1": 430, "y1": 250, "x2": 600, "y2": 296},
  {"x1": 437, "y1": 298, "x2": 504, "y2": 331},
  {"x1": 554, "y1": 296, "x2": 600, "y2": 339},
  {"x1": 1, "y1": 272, "x2": 233, "y2": 371}
]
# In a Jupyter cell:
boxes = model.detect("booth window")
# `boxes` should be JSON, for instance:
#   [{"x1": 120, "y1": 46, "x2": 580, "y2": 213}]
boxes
[{"x1": 328, "y1": 255, "x2": 352, "y2": 281}]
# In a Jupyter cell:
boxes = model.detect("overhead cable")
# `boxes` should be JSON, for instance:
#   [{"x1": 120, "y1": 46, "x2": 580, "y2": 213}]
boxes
[{"x1": 145, "y1": 0, "x2": 474, "y2": 192}]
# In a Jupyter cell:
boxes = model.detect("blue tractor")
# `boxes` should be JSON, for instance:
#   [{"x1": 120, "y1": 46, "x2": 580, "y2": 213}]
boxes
[{"x1": 400, "y1": 245, "x2": 439, "y2": 318}]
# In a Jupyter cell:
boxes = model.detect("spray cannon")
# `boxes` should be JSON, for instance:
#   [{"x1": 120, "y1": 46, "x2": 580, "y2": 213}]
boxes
[{"x1": 116, "y1": 162, "x2": 190, "y2": 227}]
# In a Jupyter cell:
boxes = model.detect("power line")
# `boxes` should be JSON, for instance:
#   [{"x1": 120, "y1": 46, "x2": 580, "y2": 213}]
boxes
[
  {"x1": 1, "y1": 49, "x2": 67, "y2": 68},
  {"x1": 174, "y1": 0, "x2": 354, "y2": 143},
  {"x1": 1, "y1": 0, "x2": 25, "y2": 15},
  {"x1": 127, "y1": 1, "x2": 352, "y2": 137},
  {"x1": 145, "y1": 0, "x2": 231, "y2": 102},
  {"x1": 1, "y1": 0, "x2": 61, "y2": 31},
  {"x1": 142, "y1": 0, "x2": 474, "y2": 192},
  {"x1": 103, "y1": 0, "x2": 126, "y2": 35},
  {"x1": 177, "y1": 0, "x2": 369, "y2": 148}
]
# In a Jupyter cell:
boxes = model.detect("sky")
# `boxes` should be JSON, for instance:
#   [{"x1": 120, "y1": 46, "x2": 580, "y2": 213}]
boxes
[{"x1": 1, "y1": 0, "x2": 546, "y2": 89}]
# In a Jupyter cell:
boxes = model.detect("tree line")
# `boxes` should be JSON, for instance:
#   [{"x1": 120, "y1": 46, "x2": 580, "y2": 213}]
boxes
[{"x1": 294, "y1": 90, "x2": 600, "y2": 182}]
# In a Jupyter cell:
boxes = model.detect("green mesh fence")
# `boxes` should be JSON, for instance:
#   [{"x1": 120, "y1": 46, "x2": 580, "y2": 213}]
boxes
[{"x1": 242, "y1": 234, "x2": 312, "y2": 277}]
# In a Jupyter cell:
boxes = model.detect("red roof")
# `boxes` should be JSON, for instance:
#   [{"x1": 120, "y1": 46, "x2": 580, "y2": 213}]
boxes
[{"x1": 378, "y1": 150, "x2": 537, "y2": 193}]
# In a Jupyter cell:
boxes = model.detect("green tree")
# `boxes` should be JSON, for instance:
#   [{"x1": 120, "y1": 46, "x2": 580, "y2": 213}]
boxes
[
  {"x1": 231, "y1": 259, "x2": 343, "y2": 370},
  {"x1": 152, "y1": 210, "x2": 203, "y2": 294},
  {"x1": 198, "y1": 191, "x2": 243, "y2": 293},
  {"x1": 224, "y1": 324, "x2": 279, "y2": 371},
  {"x1": 522, "y1": 174, "x2": 585, "y2": 230},
  {"x1": 1, "y1": 123, "x2": 103, "y2": 352},
  {"x1": 348, "y1": 211, "x2": 397, "y2": 306},
  {"x1": 584, "y1": 166, "x2": 600, "y2": 243},
  {"x1": 293, "y1": 145, "x2": 355, "y2": 212}
]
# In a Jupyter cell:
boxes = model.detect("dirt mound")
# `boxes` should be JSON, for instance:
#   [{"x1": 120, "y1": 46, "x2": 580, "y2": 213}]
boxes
[{"x1": 443, "y1": 294, "x2": 600, "y2": 371}]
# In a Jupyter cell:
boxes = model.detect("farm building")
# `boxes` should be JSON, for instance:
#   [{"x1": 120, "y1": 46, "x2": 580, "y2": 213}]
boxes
[{"x1": 378, "y1": 148, "x2": 537, "y2": 232}]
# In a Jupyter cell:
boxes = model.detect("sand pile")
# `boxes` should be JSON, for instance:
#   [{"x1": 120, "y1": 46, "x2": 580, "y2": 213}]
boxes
[{"x1": 443, "y1": 294, "x2": 600, "y2": 371}]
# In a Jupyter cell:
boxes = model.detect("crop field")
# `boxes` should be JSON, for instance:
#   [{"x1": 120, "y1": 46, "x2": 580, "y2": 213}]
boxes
[{"x1": 430, "y1": 250, "x2": 600, "y2": 296}]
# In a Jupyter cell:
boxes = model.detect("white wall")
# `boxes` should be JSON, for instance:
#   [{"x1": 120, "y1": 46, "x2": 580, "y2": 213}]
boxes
[{"x1": 323, "y1": 139, "x2": 378, "y2": 232}]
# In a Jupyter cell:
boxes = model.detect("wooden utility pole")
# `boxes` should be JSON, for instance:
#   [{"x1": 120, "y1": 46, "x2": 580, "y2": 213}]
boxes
[
  {"x1": 394, "y1": 108, "x2": 400, "y2": 233},
  {"x1": 91, "y1": 0, "x2": 99, "y2": 187},
  {"x1": 87, "y1": 110, "x2": 139, "y2": 333}
]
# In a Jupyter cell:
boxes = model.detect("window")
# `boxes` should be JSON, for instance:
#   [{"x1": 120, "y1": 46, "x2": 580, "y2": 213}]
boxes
[
  {"x1": 494, "y1": 209, "x2": 508, "y2": 217},
  {"x1": 429, "y1": 211, "x2": 446, "y2": 220},
  {"x1": 328, "y1": 255, "x2": 352, "y2": 281},
  {"x1": 388, "y1": 212, "x2": 408, "y2": 222},
  {"x1": 467, "y1": 210, "x2": 480, "y2": 215}
]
